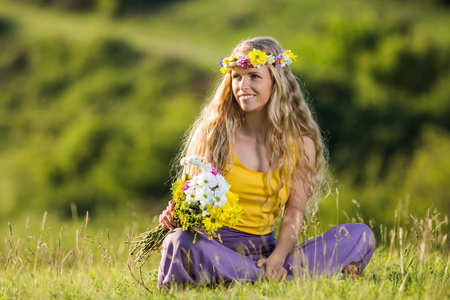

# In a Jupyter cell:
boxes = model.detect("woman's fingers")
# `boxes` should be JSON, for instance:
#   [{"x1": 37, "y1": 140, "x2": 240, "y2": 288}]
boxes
[
  {"x1": 274, "y1": 268, "x2": 287, "y2": 281},
  {"x1": 159, "y1": 205, "x2": 175, "y2": 230},
  {"x1": 256, "y1": 258, "x2": 266, "y2": 268},
  {"x1": 257, "y1": 259, "x2": 287, "y2": 281},
  {"x1": 165, "y1": 201, "x2": 175, "y2": 224},
  {"x1": 159, "y1": 214, "x2": 172, "y2": 230},
  {"x1": 162, "y1": 218, "x2": 174, "y2": 230},
  {"x1": 263, "y1": 264, "x2": 287, "y2": 281},
  {"x1": 278, "y1": 268, "x2": 287, "y2": 281},
  {"x1": 163, "y1": 209, "x2": 175, "y2": 225}
]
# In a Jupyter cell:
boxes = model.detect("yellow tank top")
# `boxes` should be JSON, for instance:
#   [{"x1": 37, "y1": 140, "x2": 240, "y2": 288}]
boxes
[{"x1": 224, "y1": 154, "x2": 290, "y2": 235}]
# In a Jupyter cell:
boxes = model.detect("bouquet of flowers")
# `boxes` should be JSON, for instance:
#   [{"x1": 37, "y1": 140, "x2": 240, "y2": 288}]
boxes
[{"x1": 130, "y1": 155, "x2": 243, "y2": 264}]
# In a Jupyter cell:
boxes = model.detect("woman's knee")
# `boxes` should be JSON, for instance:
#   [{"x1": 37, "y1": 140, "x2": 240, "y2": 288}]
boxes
[{"x1": 342, "y1": 223, "x2": 375, "y2": 250}]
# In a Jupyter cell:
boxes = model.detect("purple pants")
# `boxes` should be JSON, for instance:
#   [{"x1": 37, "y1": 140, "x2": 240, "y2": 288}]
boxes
[{"x1": 158, "y1": 223, "x2": 375, "y2": 288}]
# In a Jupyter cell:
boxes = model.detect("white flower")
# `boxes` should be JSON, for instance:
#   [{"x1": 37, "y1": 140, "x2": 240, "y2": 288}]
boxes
[
  {"x1": 215, "y1": 174, "x2": 230, "y2": 195},
  {"x1": 196, "y1": 187, "x2": 214, "y2": 208},
  {"x1": 279, "y1": 53, "x2": 292, "y2": 68},
  {"x1": 213, "y1": 194, "x2": 228, "y2": 208},
  {"x1": 267, "y1": 55, "x2": 276, "y2": 64},
  {"x1": 200, "y1": 163, "x2": 212, "y2": 172},
  {"x1": 190, "y1": 175, "x2": 203, "y2": 189},
  {"x1": 180, "y1": 155, "x2": 204, "y2": 168},
  {"x1": 213, "y1": 189, "x2": 227, "y2": 201},
  {"x1": 197, "y1": 172, "x2": 218, "y2": 190},
  {"x1": 180, "y1": 155, "x2": 212, "y2": 172},
  {"x1": 202, "y1": 210, "x2": 211, "y2": 217},
  {"x1": 184, "y1": 185, "x2": 197, "y2": 204}
]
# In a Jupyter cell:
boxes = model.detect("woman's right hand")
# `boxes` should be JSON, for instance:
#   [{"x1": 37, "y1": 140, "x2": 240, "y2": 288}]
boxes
[{"x1": 159, "y1": 200, "x2": 176, "y2": 231}]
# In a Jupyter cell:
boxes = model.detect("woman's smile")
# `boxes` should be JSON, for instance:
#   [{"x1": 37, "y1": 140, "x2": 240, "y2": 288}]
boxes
[{"x1": 238, "y1": 94, "x2": 256, "y2": 101}]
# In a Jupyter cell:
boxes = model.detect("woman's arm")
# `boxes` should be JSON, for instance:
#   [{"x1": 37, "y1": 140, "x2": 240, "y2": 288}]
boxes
[{"x1": 257, "y1": 136, "x2": 316, "y2": 281}]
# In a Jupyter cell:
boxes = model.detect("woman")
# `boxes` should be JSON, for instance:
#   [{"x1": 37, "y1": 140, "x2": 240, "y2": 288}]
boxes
[{"x1": 158, "y1": 37, "x2": 375, "y2": 287}]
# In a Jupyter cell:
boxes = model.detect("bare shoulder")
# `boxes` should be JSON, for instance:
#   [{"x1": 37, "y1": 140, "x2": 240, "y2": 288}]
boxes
[{"x1": 301, "y1": 136, "x2": 316, "y2": 167}]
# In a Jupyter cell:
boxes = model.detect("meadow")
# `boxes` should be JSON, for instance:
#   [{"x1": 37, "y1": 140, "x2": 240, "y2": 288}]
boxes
[
  {"x1": 1, "y1": 199, "x2": 448, "y2": 299},
  {"x1": 1, "y1": 0, "x2": 449, "y2": 225}
]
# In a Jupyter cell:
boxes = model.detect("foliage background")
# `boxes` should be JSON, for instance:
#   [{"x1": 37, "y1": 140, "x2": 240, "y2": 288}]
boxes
[{"x1": 0, "y1": 0, "x2": 449, "y2": 237}]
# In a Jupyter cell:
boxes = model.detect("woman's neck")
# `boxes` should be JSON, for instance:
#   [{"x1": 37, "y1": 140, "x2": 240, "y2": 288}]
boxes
[
  {"x1": 241, "y1": 110, "x2": 269, "y2": 140},
  {"x1": 236, "y1": 110, "x2": 271, "y2": 173}
]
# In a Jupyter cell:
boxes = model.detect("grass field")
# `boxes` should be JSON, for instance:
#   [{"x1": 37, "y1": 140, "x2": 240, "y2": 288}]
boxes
[{"x1": 1, "y1": 203, "x2": 448, "y2": 299}]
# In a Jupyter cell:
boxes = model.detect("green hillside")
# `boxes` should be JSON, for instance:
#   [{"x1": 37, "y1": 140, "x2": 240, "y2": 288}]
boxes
[{"x1": 0, "y1": 0, "x2": 449, "y2": 232}]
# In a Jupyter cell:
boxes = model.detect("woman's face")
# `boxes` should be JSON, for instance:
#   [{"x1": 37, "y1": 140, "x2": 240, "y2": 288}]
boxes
[{"x1": 231, "y1": 65, "x2": 273, "y2": 114}]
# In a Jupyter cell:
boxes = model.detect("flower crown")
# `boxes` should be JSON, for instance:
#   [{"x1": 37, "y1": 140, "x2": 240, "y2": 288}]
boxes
[{"x1": 220, "y1": 48, "x2": 297, "y2": 74}]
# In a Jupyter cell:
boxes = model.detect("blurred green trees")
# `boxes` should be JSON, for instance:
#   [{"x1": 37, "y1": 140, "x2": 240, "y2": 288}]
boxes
[
  {"x1": 0, "y1": 0, "x2": 449, "y2": 230},
  {"x1": 17, "y1": 0, "x2": 182, "y2": 15},
  {"x1": 0, "y1": 32, "x2": 207, "y2": 215}
]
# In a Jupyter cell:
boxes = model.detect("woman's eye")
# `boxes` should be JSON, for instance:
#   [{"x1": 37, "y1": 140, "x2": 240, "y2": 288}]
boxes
[
  {"x1": 251, "y1": 75, "x2": 260, "y2": 79},
  {"x1": 232, "y1": 75, "x2": 242, "y2": 80}
]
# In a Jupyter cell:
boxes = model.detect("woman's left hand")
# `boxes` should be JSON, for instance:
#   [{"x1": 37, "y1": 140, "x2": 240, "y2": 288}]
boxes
[{"x1": 256, "y1": 254, "x2": 287, "y2": 281}]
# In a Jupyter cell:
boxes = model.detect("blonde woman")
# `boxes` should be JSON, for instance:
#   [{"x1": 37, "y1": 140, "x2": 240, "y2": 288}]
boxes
[{"x1": 158, "y1": 37, "x2": 375, "y2": 287}]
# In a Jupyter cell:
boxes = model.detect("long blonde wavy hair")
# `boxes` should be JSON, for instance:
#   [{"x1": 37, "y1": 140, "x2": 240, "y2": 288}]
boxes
[{"x1": 175, "y1": 36, "x2": 330, "y2": 215}]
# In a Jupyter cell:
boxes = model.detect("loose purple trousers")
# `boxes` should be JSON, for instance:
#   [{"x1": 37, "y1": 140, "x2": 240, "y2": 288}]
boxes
[{"x1": 158, "y1": 223, "x2": 375, "y2": 288}]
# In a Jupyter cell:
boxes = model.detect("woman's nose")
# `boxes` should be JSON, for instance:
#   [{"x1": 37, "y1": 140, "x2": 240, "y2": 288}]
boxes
[{"x1": 239, "y1": 76, "x2": 250, "y2": 91}]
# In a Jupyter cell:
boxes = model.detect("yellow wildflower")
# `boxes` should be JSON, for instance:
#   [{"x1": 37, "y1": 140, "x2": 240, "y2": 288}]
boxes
[
  {"x1": 283, "y1": 50, "x2": 297, "y2": 62},
  {"x1": 203, "y1": 216, "x2": 222, "y2": 234},
  {"x1": 226, "y1": 192, "x2": 238, "y2": 203},
  {"x1": 175, "y1": 189, "x2": 184, "y2": 199},
  {"x1": 248, "y1": 49, "x2": 269, "y2": 67},
  {"x1": 213, "y1": 206, "x2": 230, "y2": 222}
]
